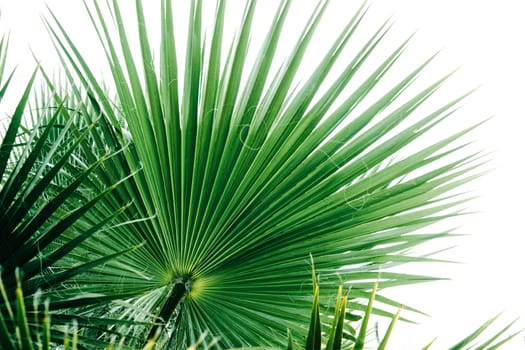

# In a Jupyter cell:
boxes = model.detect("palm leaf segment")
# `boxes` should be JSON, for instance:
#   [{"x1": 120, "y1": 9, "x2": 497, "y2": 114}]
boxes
[{"x1": 47, "y1": 0, "x2": 483, "y2": 347}]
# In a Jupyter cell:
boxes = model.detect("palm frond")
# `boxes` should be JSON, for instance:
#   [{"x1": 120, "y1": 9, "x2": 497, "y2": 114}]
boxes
[
  {"x1": 0, "y1": 32, "x2": 140, "y2": 348},
  {"x1": 287, "y1": 272, "x2": 521, "y2": 350},
  {"x1": 45, "y1": 0, "x2": 488, "y2": 348},
  {"x1": 447, "y1": 315, "x2": 523, "y2": 350},
  {"x1": 0, "y1": 269, "x2": 79, "y2": 350}
]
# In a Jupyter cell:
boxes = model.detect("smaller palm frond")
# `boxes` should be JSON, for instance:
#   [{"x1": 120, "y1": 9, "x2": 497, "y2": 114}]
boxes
[
  {"x1": 444, "y1": 315, "x2": 523, "y2": 350},
  {"x1": 0, "y1": 269, "x2": 79, "y2": 350},
  {"x1": 0, "y1": 34, "x2": 144, "y2": 348},
  {"x1": 287, "y1": 264, "x2": 401, "y2": 350},
  {"x1": 0, "y1": 270, "x2": 179, "y2": 350},
  {"x1": 289, "y1": 267, "x2": 521, "y2": 350}
]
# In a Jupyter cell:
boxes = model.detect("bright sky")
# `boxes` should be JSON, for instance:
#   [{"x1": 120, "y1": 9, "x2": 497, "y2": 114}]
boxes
[{"x1": 1, "y1": 0, "x2": 524, "y2": 348}]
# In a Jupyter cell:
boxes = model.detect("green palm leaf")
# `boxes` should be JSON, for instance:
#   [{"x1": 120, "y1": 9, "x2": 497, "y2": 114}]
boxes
[
  {"x1": 46, "y1": 0, "x2": 486, "y2": 347},
  {"x1": 0, "y1": 32, "x2": 139, "y2": 347},
  {"x1": 447, "y1": 315, "x2": 523, "y2": 350}
]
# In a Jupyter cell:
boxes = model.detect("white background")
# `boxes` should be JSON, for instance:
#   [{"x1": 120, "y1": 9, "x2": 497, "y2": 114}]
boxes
[{"x1": 1, "y1": 0, "x2": 524, "y2": 348}]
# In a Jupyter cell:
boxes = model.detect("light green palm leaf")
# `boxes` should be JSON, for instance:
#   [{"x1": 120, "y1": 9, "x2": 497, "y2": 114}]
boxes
[{"x1": 46, "y1": 0, "x2": 485, "y2": 347}]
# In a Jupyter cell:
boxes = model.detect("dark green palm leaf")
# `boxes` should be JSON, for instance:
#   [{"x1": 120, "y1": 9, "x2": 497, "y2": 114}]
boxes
[{"x1": 0, "y1": 33, "x2": 139, "y2": 348}]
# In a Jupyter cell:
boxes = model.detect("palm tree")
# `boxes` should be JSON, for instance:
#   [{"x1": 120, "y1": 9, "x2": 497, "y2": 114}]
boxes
[{"x1": 40, "y1": 0, "x2": 492, "y2": 347}]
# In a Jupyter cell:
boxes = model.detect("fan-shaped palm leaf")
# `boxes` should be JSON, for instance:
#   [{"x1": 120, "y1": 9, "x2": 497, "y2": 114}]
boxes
[{"x1": 45, "y1": 0, "x2": 485, "y2": 348}]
